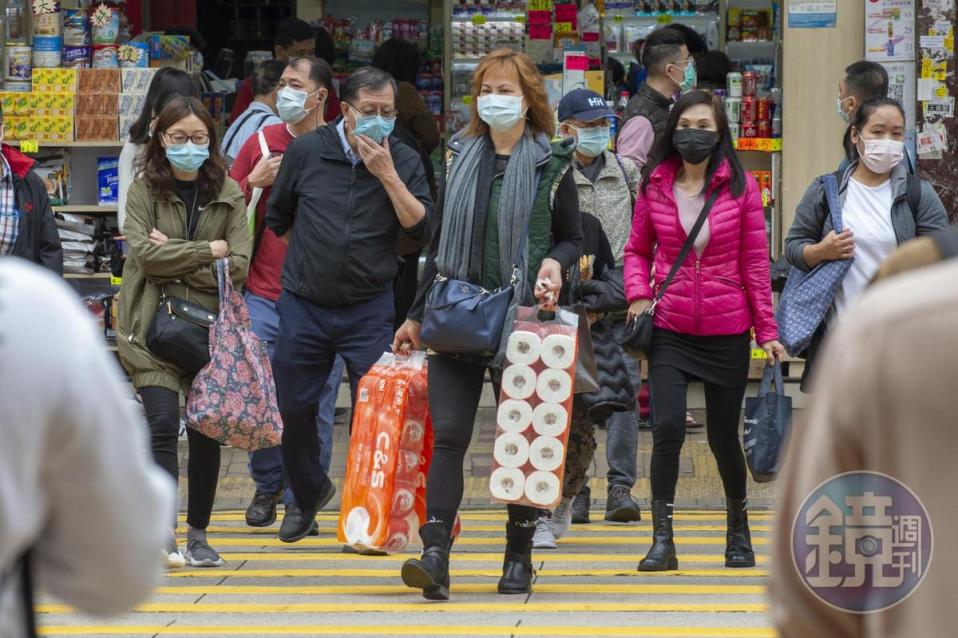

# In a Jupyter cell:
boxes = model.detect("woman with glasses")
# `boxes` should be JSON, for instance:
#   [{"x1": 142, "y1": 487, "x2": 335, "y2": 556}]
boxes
[{"x1": 118, "y1": 96, "x2": 251, "y2": 569}]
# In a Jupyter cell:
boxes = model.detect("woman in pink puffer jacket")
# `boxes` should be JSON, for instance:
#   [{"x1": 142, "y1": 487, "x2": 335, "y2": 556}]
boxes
[{"x1": 623, "y1": 90, "x2": 784, "y2": 573}]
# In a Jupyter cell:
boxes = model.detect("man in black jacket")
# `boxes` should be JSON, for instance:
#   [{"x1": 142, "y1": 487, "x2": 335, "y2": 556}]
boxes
[
  {"x1": 266, "y1": 66, "x2": 432, "y2": 542},
  {"x1": 0, "y1": 107, "x2": 62, "y2": 273}
]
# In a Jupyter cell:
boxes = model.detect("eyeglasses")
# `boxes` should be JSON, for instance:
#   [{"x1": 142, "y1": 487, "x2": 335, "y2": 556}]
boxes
[
  {"x1": 347, "y1": 103, "x2": 397, "y2": 119},
  {"x1": 163, "y1": 131, "x2": 210, "y2": 146}
]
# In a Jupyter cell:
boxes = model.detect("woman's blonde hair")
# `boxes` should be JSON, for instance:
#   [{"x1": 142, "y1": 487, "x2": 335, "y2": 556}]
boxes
[{"x1": 466, "y1": 49, "x2": 554, "y2": 139}]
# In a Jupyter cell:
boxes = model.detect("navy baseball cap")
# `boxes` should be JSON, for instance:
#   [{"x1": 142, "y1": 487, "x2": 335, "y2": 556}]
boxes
[{"x1": 558, "y1": 88, "x2": 613, "y2": 123}]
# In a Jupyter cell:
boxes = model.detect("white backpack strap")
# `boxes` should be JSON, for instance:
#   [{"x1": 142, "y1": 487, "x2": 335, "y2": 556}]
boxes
[{"x1": 246, "y1": 130, "x2": 270, "y2": 236}]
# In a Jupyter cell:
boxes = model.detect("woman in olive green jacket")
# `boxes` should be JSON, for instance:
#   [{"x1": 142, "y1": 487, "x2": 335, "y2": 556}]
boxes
[{"x1": 118, "y1": 96, "x2": 250, "y2": 569}]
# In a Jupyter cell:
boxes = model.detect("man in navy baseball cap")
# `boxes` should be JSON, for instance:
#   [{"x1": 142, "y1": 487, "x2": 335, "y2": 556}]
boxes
[{"x1": 531, "y1": 87, "x2": 644, "y2": 551}]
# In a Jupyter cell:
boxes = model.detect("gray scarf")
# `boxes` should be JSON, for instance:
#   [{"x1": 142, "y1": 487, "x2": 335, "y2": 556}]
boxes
[{"x1": 436, "y1": 130, "x2": 544, "y2": 364}]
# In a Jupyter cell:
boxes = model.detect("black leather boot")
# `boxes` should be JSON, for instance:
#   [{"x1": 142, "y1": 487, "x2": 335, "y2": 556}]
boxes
[
  {"x1": 498, "y1": 519, "x2": 535, "y2": 594},
  {"x1": 725, "y1": 498, "x2": 755, "y2": 568},
  {"x1": 638, "y1": 500, "x2": 678, "y2": 571},
  {"x1": 401, "y1": 523, "x2": 452, "y2": 600}
]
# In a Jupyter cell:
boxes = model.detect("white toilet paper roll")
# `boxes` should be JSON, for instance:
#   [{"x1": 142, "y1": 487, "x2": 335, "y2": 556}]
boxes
[
  {"x1": 529, "y1": 436, "x2": 565, "y2": 472},
  {"x1": 537, "y1": 368, "x2": 573, "y2": 404},
  {"x1": 541, "y1": 333, "x2": 576, "y2": 370},
  {"x1": 506, "y1": 330, "x2": 542, "y2": 366},
  {"x1": 493, "y1": 432, "x2": 530, "y2": 468},
  {"x1": 502, "y1": 364, "x2": 537, "y2": 400},
  {"x1": 344, "y1": 506, "x2": 372, "y2": 546},
  {"x1": 532, "y1": 402, "x2": 569, "y2": 437},
  {"x1": 524, "y1": 470, "x2": 561, "y2": 507},
  {"x1": 489, "y1": 466, "x2": 526, "y2": 501},
  {"x1": 496, "y1": 399, "x2": 533, "y2": 433}
]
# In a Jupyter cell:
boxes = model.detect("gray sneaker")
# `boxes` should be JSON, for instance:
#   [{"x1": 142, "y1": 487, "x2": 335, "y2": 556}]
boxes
[
  {"x1": 552, "y1": 497, "x2": 574, "y2": 539},
  {"x1": 532, "y1": 515, "x2": 557, "y2": 549},
  {"x1": 185, "y1": 537, "x2": 225, "y2": 568}
]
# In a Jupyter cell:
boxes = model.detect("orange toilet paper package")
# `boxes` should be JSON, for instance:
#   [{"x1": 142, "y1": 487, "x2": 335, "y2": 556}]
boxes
[{"x1": 338, "y1": 352, "x2": 433, "y2": 553}]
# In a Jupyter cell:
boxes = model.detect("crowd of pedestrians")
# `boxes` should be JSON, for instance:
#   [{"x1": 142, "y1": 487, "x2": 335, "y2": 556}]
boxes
[{"x1": 2, "y1": 17, "x2": 956, "y2": 637}]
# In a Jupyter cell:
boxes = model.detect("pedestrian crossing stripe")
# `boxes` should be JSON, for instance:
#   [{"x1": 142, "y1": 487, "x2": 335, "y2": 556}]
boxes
[
  {"x1": 165, "y1": 567, "x2": 766, "y2": 578},
  {"x1": 36, "y1": 624, "x2": 776, "y2": 636},
  {"x1": 216, "y1": 552, "x2": 769, "y2": 563},
  {"x1": 182, "y1": 512, "x2": 774, "y2": 523},
  {"x1": 174, "y1": 535, "x2": 768, "y2": 547},
  {"x1": 175, "y1": 524, "x2": 772, "y2": 534},
  {"x1": 144, "y1": 583, "x2": 765, "y2": 595}
]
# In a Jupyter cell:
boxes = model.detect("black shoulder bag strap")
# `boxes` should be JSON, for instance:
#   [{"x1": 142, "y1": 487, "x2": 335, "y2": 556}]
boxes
[
  {"x1": 222, "y1": 108, "x2": 262, "y2": 154},
  {"x1": 614, "y1": 153, "x2": 636, "y2": 208},
  {"x1": 0, "y1": 551, "x2": 38, "y2": 637},
  {"x1": 905, "y1": 174, "x2": 922, "y2": 222},
  {"x1": 649, "y1": 188, "x2": 721, "y2": 311}
]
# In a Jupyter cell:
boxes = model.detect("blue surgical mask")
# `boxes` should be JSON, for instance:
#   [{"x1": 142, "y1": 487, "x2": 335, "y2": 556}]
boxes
[
  {"x1": 350, "y1": 105, "x2": 396, "y2": 144},
  {"x1": 836, "y1": 96, "x2": 851, "y2": 124},
  {"x1": 277, "y1": 86, "x2": 320, "y2": 124},
  {"x1": 478, "y1": 93, "x2": 526, "y2": 132},
  {"x1": 573, "y1": 124, "x2": 611, "y2": 158},
  {"x1": 165, "y1": 142, "x2": 209, "y2": 173}
]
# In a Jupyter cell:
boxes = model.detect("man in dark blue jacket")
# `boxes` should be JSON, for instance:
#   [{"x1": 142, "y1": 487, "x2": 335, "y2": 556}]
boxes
[{"x1": 266, "y1": 66, "x2": 432, "y2": 542}]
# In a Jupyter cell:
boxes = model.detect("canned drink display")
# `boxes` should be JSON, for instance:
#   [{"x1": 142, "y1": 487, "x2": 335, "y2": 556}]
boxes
[
  {"x1": 755, "y1": 97, "x2": 769, "y2": 122},
  {"x1": 742, "y1": 71, "x2": 758, "y2": 97},
  {"x1": 728, "y1": 122, "x2": 741, "y2": 140},
  {"x1": 742, "y1": 122, "x2": 758, "y2": 138},
  {"x1": 727, "y1": 72, "x2": 743, "y2": 98},
  {"x1": 757, "y1": 122, "x2": 771, "y2": 138},
  {"x1": 772, "y1": 114, "x2": 783, "y2": 137},
  {"x1": 741, "y1": 96, "x2": 757, "y2": 122},
  {"x1": 725, "y1": 97, "x2": 742, "y2": 123}
]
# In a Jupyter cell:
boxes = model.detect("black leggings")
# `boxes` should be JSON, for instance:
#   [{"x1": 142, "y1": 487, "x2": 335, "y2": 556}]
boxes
[
  {"x1": 425, "y1": 355, "x2": 538, "y2": 533},
  {"x1": 648, "y1": 365, "x2": 748, "y2": 501},
  {"x1": 140, "y1": 386, "x2": 221, "y2": 529}
]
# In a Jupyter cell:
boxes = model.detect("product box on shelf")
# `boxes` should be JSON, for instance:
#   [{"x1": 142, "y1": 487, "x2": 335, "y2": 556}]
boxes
[
  {"x1": 119, "y1": 93, "x2": 146, "y2": 118},
  {"x1": 0, "y1": 92, "x2": 32, "y2": 116},
  {"x1": 3, "y1": 117, "x2": 31, "y2": 141},
  {"x1": 148, "y1": 34, "x2": 191, "y2": 60},
  {"x1": 35, "y1": 117, "x2": 75, "y2": 143},
  {"x1": 76, "y1": 116, "x2": 118, "y2": 142},
  {"x1": 120, "y1": 68, "x2": 156, "y2": 93},
  {"x1": 76, "y1": 93, "x2": 119, "y2": 118},
  {"x1": 31, "y1": 93, "x2": 76, "y2": 118},
  {"x1": 97, "y1": 157, "x2": 119, "y2": 205},
  {"x1": 31, "y1": 68, "x2": 78, "y2": 93},
  {"x1": 77, "y1": 68, "x2": 121, "y2": 94},
  {"x1": 119, "y1": 115, "x2": 137, "y2": 140}
]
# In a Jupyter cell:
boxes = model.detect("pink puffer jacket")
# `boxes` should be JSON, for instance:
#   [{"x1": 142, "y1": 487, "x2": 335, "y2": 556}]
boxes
[{"x1": 623, "y1": 156, "x2": 778, "y2": 344}]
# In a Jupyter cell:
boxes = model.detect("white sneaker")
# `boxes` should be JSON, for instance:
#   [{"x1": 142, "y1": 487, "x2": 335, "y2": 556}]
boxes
[
  {"x1": 532, "y1": 515, "x2": 557, "y2": 549},
  {"x1": 164, "y1": 536, "x2": 186, "y2": 569},
  {"x1": 552, "y1": 497, "x2": 574, "y2": 540}
]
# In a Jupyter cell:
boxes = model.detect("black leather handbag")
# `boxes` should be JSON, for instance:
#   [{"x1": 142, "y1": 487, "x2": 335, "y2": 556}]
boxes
[
  {"x1": 146, "y1": 290, "x2": 217, "y2": 375},
  {"x1": 620, "y1": 189, "x2": 720, "y2": 358}
]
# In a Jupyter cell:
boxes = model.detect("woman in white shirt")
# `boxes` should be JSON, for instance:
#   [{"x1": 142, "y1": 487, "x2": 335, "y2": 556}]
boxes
[
  {"x1": 118, "y1": 68, "x2": 197, "y2": 232},
  {"x1": 785, "y1": 98, "x2": 949, "y2": 390}
]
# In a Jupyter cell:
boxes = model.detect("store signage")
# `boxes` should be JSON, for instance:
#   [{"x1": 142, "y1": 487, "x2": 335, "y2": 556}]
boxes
[{"x1": 787, "y1": 0, "x2": 837, "y2": 29}]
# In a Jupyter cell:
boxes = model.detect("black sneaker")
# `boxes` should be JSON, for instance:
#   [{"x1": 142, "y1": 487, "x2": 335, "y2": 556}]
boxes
[
  {"x1": 605, "y1": 484, "x2": 642, "y2": 522},
  {"x1": 571, "y1": 491, "x2": 591, "y2": 524},
  {"x1": 246, "y1": 489, "x2": 281, "y2": 527},
  {"x1": 279, "y1": 479, "x2": 336, "y2": 543},
  {"x1": 334, "y1": 407, "x2": 349, "y2": 424}
]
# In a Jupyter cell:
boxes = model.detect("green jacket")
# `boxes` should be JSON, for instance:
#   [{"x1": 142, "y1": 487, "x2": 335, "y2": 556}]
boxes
[
  {"x1": 117, "y1": 177, "x2": 251, "y2": 394},
  {"x1": 481, "y1": 139, "x2": 575, "y2": 291}
]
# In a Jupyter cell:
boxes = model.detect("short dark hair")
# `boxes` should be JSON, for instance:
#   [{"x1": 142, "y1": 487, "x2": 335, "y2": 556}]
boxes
[
  {"x1": 663, "y1": 23, "x2": 707, "y2": 57},
  {"x1": 275, "y1": 18, "x2": 314, "y2": 49},
  {"x1": 340, "y1": 66, "x2": 397, "y2": 105},
  {"x1": 128, "y1": 67, "x2": 198, "y2": 144},
  {"x1": 314, "y1": 26, "x2": 336, "y2": 66},
  {"x1": 641, "y1": 27, "x2": 687, "y2": 74},
  {"x1": 845, "y1": 61, "x2": 889, "y2": 102},
  {"x1": 696, "y1": 50, "x2": 732, "y2": 91},
  {"x1": 288, "y1": 56, "x2": 333, "y2": 91},
  {"x1": 642, "y1": 89, "x2": 747, "y2": 199},
  {"x1": 252, "y1": 59, "x2": 286, "y2": 96},
  {"x1": 371, "y1": 38, "x2": 422, "y2": 86}
]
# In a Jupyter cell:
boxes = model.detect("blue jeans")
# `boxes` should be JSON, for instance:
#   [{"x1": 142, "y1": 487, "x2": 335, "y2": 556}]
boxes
[
  {"x1": 245, "y1": 291, "x2": 342, "y2": 506},
  {"x1": 605, "y1": 345, "x2": 641, "y2": 489},
  {"x1": 272, "y1": 289, "x2": 394, "y2": 511}
]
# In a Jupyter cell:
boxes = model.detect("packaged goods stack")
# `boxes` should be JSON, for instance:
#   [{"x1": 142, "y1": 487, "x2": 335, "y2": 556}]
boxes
[
  {"x1": 76, "y1": 68, "x2": 119, "y2": 141},
  {"x1": 118, "y1": 68, "x2": 154, "y2": 140}
]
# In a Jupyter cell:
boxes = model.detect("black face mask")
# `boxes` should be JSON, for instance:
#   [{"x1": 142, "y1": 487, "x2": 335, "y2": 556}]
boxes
[{"x1": 672, "y1": 128, "x2": 718, "y2": 165}]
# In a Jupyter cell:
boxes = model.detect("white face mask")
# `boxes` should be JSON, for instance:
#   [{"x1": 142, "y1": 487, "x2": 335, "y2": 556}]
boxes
[
  {"x1": 858, "y1": 137, "x2": 905, "y2": 174},
  {"x1": 477, "y1": 93, "x2": 526, "y2": 132}
]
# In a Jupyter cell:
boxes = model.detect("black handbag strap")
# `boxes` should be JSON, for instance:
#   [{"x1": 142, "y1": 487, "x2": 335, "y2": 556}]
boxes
[
  {"x1": 1, "y1": 551, "x2": 37, "y2": 637},
  {"x1": 651, "y1": 187, "x2": 721, "y2": 308}
]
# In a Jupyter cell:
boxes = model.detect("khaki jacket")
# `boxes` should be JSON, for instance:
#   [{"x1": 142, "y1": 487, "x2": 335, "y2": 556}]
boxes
[
  {"x1": 769, "y1": 260, "x2": 958, "y2": 637},
  {"x1": 571, "y1": 151, "x2": 639, "y2": 263},
  {"x1": 117, "y1": 177, "x2": 250, "y2": 394}
]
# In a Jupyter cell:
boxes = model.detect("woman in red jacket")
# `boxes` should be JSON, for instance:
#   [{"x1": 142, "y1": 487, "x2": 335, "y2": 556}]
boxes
[{"x1": 623, "y1": 90, "x2": 784, "y2": 572}]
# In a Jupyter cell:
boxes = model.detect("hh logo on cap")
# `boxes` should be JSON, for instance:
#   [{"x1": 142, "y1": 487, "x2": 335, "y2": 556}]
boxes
[{"x1": 587, "y1": 97, "x2": 605, "y2": 107}]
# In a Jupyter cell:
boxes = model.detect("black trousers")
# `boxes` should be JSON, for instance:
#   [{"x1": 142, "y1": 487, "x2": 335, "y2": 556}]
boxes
[
  {"x1": 140, "y1": 386, "x2": 221, "y2": 529},
  {"x1": 647, "y1": 365, "x2": 748, "y2": 502},
  {"x1": 426, "y1": 354, "x2": 538, "y2": 537}
]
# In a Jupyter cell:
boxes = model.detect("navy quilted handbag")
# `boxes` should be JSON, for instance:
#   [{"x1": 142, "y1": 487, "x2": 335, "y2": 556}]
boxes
[{"x1": 776, "y1": 173, "x2": 853, "y2": 356}]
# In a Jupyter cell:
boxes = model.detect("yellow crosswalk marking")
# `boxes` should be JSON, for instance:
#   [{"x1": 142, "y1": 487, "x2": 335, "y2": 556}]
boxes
[
  {"x1": 38, "y1": 624, "x2": 776, "y2": 636},
  {"x1": 216, "y1": 552, "x2": 769, "y2": 564},
  {"x1": 148, "y1": 583, "x2": 764, "y2": 595},
  {"x1": 185, "y1": 535, "x2": 768, "y2": 547},
  {"x1": 177, "y1": 524, "x2": 772, "y2": 534},
  {"x1": 166, "y1": 567, "x2": 766, "y2": 578},
  {"x1": 183, "y1": 512, "x2": 774, "y2": 523}
]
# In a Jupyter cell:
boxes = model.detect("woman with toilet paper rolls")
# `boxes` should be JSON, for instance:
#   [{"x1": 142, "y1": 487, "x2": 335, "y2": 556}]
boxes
[
  {"x1": 622, "y1": 90, "x2": 785, "y2": 573},
  {"x1": 392, "y1": 49, "x2": 584, "y2": 601}
]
